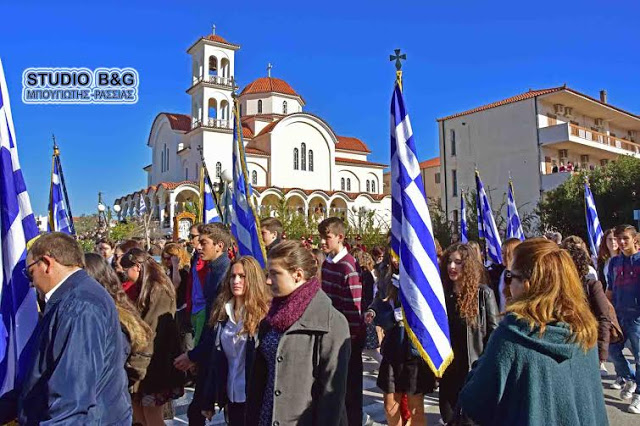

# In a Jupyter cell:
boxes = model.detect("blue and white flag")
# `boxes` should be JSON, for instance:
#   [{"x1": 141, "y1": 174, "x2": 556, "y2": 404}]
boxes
[
  {"x1": 584, "y1": 180, "x2": 603, "y2": 258},
  {"x1": 230, "y1": 106, "x2": 266, "y2": 267},
  {"x1": 48, "y1": 152, "x2": 73, "y2": 234},
  {"x1": 139, "y1": 195, "x2": 147, "y2": 216},
  {"x1": 0, "y1": 58, "x2": 40, "y2": 416},
  {"x1": 460, "y1": 190, "x2": 468, "y2": 243},
  {"x1": 506, "y1": 181, "x2": 525, "y2": 241},
  {"x1": 390, "y1": 81, "x2": 452, "y2": 378},
  {"x1": 200, "y1": 166, "x2": 221, "y2": 224},
  {"x1": 475, "y1": 171, "x2": 502, "y2": 265}
]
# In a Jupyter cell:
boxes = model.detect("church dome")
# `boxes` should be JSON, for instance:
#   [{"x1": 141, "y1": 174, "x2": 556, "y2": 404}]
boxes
[{"x1": 241, "y1": 77, "x2": 301, "y2": 98}]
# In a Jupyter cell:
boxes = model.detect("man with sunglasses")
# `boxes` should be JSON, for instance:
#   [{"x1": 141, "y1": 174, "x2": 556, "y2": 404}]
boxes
[{"x1": 18, "y1": 232, "x2": 131, "y2": 424}]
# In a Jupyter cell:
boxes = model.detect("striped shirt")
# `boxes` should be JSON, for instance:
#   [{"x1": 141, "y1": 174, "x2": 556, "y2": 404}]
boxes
[{"x1": 322, "y1": 248, "x2": 364, "y2": 339}]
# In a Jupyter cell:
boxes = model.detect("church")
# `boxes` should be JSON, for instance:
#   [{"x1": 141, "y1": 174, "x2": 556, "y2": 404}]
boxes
[{"x1": 115, "y1": 29, "x2": 391, "y2": 235}]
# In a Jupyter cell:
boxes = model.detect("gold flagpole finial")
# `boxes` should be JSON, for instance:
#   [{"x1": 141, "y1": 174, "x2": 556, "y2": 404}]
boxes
[
  {"x1": 52, "y1": 134, "x2": 60, "y2": 156},
  {"x1": 389, "y1": 49, "x2": 406, "y2": 89}
]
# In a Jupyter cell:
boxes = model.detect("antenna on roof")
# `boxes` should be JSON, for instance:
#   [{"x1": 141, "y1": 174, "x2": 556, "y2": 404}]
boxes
[
  {"x1": 267, "y1": 63, "x2": 272, "y2": 78},
  {"x1": 212, "y1": 24, "x2": 216, "y2": 35}
]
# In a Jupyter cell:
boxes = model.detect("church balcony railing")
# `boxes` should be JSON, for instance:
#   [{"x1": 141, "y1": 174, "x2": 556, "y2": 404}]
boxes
[
  {"x1": 191, "y1": 75, "x2": 235, "y2": 88},
  {"x1": 191, "y1": 118, "x2": 233, "y2": 131}
]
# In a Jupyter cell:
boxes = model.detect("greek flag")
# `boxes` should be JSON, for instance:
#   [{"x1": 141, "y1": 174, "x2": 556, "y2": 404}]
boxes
[
  {"x1": 139, "y1": 195, "x2": 147, "y2": 216},
  {"x1": 0, "y1": 58, "x2": 40, "y2": 416},
  {"x1": 48, "y1": 148, "x2": 73, "y2": 234},
  {"x1": 475, "y1": 171, "x2": 502, "y2": 265},
  {"x1": 200, "y1": 166, "x2": 221, "y2": 224},
  {"x1": 390, "y1": 81, "x2": 452, "y2": 377},
  {"x1": 584, "y1": 180, "x2": 603, "y2": 257},
  {"x1": 460, "y1": 190, "x2": 468, "y2": 243},
  {"x1": 230, "y1": 106, "x2": 266, "y2": 267},
  {"x1": 506, "y1": 181, "x2": 525, "y2": 241}
]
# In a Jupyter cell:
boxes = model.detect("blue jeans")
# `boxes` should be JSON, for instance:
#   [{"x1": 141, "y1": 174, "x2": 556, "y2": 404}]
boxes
[{"x1": 609, "y1": 314, "x2": 640, "y2": 394}]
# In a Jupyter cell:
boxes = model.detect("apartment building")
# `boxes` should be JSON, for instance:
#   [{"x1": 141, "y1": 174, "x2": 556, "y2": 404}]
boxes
[
  {"x1": 383, "y1": 156, "x2": 441, "y2": 200},
  {"x1": 437, "y1": 85, "x2": 640, "y2": 224}
]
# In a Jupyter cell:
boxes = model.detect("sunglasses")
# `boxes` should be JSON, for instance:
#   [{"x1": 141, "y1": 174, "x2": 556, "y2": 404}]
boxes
[
  {"x1": 504, "y1": 270, "x2": 525, "y2": 286},
  {"x1": 22, "y1": 258, "x2": 42, "y2": 281}
]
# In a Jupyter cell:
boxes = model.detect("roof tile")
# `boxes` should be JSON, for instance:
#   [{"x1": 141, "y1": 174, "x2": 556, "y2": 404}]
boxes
[
  {"x1": 336, "y1": 136, "x2": 371, "y2": 153},
  {"x1": 241, "y1": 77, "x2": 301, "y2": 98}
]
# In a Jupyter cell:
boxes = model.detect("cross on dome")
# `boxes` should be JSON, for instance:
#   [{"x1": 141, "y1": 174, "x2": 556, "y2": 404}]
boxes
[{"x1": 267, "y1": 63, "x2": 272, "y2": 77}]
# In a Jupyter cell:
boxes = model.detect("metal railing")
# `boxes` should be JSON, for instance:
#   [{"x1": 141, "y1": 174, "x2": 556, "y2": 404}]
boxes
[
  {"x1": 569, "y1": 124, "x2": 640, "y2": 155},
  {"x1": 191, "y1": 75, "x2": 234, "y2": 87}
]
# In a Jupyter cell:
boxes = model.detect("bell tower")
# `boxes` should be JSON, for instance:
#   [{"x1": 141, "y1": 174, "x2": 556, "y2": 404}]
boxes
[{"x1": 186, "y1": 26, "x2": 240, "y2": 182}]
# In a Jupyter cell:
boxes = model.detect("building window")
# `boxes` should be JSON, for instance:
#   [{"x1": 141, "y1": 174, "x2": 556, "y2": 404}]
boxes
[
  {"x1": 166, "y1": 145, "x2": 170, "y2": 171},
  {"x1": 186, "y1": 168, "x2": 189, "y2": 181},
  {"x1": 257, "y1": 100, "x2": 263, "y2": 114},
  {"x1": 450, "y1": 129, "x2": 456, "y2": 156},
  {"x1": 161, "y1": 148, "x2": 165, "y2": 173},
  {"x1": 453, "y1": 209, "x2": 459, "y2": 234},
  {"x1": 283, "y1": 101, "x2": 288, "y2": 114},
  {"x1": 452, "y1": 169, "x2": 458, "y2": 196},
  {"x1": 347, "y1": 178, "x2": 351, "y2": 191},
  {"x1": 341, "y1": 178, "x2": 345, "y2": 190},
  {"x1": 366, "y1": 180, "x2": 370, "y2": 192},
  {"x1": 293, "y1": 148, "x2": 299, "y2": 170},
  {"x1": 372, "y1": 181, "x2": 376, "y2": 193},
  {"x1": 251, "y1": 170, "x2": 257, "y2": 185},
  {"x1": 308, "y1": 150, "x2": 314, "y2": 171},
  {"x1": 216, "y1": 162, "x2": 222, "y2": 178},
  {"x1": 301, "y1": 143, "x2": 306, "y2": 170},
  {"x1": 435, "y1": 172, "x2": 441, "y2": 184}
]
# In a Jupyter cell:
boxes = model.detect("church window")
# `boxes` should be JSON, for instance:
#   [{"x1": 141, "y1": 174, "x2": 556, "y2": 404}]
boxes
[
  {"x1": 308, "y1": 150, "x2": 314, "y2": 171},
  {"x1": 186, "y1": 168, "x2": 189, "y2": 181},
  {"x1": 341, "y1": 178, "x2": 345, "y2": 191},
  {"x1": 293, "y1": 148, "x2": 299, "y2": 170},
  {"x1": 366, "y1": 180, "x2": 370, "y2": 192},
  {"x1": 216, "y1": 162, "x2": 222, "y2": 178},
  {"x1": 166, "y1": 145, "x2": 169, "y2": 171},
  {"x1": 372, "y1": 180, "x2": 376, "y2": 193},
  {"x1": 347, "y1": 178, "x2": 351, "y2": 191},
  {"x1": 283, "y1": 101, "x2": 288, "y2": 114},
  {"x1": 258, "y1": 100, "x2": 263, "y2": 114},
  {"x1": 301, "y1": 143, "x2": 306, "y2": 170},
  {"x1": 252, "y1": 170, "x2": 257, "y2": 185},
  {"x1": 161, "y1": 148, "x2": 165, "y2": 173}
]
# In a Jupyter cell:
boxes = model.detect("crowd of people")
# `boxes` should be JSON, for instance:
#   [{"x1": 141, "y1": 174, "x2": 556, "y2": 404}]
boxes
[{"x1": 8, "y1": 216, "x2": 640, "y2": 425}]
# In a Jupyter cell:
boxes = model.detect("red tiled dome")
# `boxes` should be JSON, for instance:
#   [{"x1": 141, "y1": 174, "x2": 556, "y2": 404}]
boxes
[{"x1": 241, "y1": 77, "x2": 300, "y2": 98}]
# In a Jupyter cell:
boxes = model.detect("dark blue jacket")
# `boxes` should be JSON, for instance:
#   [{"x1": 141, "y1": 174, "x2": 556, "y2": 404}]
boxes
[
  {"x1": 203, "y1": 255, "x2": 231, "y2": 321},
  {"x1": 607, "y1": 252, "x2": 640, "y2": 317},
  {"x1": 18, "y1": 270, "x2": 131, "y2": 425},
  {"x1": 201, "y1": 319, "x2": 257, "y2": 410}
]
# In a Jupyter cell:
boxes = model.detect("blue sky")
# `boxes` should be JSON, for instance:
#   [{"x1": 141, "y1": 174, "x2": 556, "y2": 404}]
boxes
[{"x1": 1, "y1": 0, "x2": 639, "y2": 215}]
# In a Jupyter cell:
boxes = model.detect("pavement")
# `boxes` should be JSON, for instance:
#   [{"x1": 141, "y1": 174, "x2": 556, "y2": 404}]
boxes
[{"x1": 166, "y1": 349, "x2": 638, "y2": 425}]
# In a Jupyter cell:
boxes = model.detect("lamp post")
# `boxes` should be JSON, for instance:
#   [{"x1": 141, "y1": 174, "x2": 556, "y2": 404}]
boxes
[{"x1": 113, "y1": 204, "x2": 122, "y2": 222}]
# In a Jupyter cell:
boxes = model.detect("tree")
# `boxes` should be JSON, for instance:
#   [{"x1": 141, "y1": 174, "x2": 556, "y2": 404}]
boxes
[{"x1": 537, "y1": 156, "x2": 640, "y2": 241}]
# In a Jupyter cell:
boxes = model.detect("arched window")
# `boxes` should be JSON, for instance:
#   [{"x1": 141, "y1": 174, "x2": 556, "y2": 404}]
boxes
[
  {"x1": 216, "y1": 162, "x2": 222, "y2": 178},
  {"x1": 161, "y1": 147, "x2": 165, "y2": 172},
  {"x1": 372, "y1": 180, "x2": 376, "y2": 193},
  {"x1": 341, "y1": 178, "x2": 345, "y2": 190},
  {"x1": 166, "y1": 145, "x2": 169, "y2": 171},
  {"x1": 347, "y1": 178, "x2": 351, "y2": 191},
  {"x1": 366, "y1": 180, "x2": 370, "y2": 192},
  {"x1": 308, "y1": 150, "x2": 314, "y2": 171},
  {"x1": 185, "y1": 168, "x2": 189, "y2": 181},
  {"x1": 283, "y1": 101, "x2": 288, "y2": 114},
  {"x1": 251, "y1": 170, "x2": 257, "y2": 185},
  {"x1": 257, "y1": 100, "x2": 263, "y2": 114},
  {"x1": 301, "y1": 143, "x2": 306, "y2": 170},
  {"x1": 293, "y1": 148, "x2": 299, "y2": 170}
]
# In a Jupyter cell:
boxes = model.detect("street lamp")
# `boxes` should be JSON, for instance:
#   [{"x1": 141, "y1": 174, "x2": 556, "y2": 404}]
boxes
[
  {"x1": 221, "y1": 169, "x2": 233, "y2": 183},
  {"x1": 113, "y1": 204, "x2": 121, "y2": 221}
]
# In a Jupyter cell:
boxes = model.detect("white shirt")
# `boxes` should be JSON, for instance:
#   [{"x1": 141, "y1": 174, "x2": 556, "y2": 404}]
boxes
[
  {"x1": 326, "y1": 247, "x2": 348, "y2": 264},
  {"x1": 586, "y1": 265, "x2": 598, "y2": 281},
  {"x1": 44, "y1": 269, "x2": 80, "y2": 303},
  {"x1": 221, "y1": 300, "x2": 248, "y2": 403}
]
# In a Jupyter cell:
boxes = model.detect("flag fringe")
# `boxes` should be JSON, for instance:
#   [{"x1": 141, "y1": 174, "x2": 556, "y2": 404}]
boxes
[{"x1": 402, "y1": 309, "x2": 454, "y2": 378}]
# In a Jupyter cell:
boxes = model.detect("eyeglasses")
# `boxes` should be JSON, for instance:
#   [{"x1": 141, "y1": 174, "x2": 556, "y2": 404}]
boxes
[
  {"x1": 504, "y1": 270, "x2": 524, "y2": 286},
  {"x1": 22, "y1": 258, "x2": 42, "y2": 281}
]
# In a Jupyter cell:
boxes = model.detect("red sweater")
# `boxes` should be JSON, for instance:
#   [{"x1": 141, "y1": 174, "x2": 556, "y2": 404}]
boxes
[{"x1": 321, "y1": 250, "x2": 364, "y2": 339}]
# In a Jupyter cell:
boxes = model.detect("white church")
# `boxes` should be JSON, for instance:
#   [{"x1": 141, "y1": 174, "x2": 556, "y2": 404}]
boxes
[{"x1": 115, "y1": 30, "x2": 391, "y2": 234}]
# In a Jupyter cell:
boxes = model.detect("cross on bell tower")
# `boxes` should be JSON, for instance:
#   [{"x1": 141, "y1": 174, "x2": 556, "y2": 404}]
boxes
[
  {"x1": 389, "y1": 49, "x2": 407, "y2": 88},
  {"x1": 267, "y1": 63, "x2": 272, "y2": 78}
]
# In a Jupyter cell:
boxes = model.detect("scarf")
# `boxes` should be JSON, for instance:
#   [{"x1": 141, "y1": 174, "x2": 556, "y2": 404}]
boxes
[{"x1": 265, "y1": 276, "x2": 321, "y2": 332}]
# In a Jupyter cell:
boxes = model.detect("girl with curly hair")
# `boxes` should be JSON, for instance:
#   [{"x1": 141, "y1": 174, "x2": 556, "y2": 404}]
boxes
[{"x1": 438, "y1": 243, "x2": 499, "y2": 424}]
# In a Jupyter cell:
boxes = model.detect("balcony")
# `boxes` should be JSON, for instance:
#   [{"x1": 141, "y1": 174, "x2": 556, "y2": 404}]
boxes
[
  {"x1": 539, "y1": 123, "x2": 640, "y2": 158},
  {"x1": 190, "y1": 118, "x2": 233, "y2": 132},
  {"x1": 190, "y1": 75, "x2": 235, "y2": 89}
]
